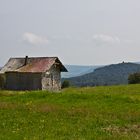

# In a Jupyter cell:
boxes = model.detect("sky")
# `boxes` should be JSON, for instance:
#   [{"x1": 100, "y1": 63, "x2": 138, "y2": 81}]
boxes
[{"x1": 0, "y1": 0, "x2": 140, "y2": 66}]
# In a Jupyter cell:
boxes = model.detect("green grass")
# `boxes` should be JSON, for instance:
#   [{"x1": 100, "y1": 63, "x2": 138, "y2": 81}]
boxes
[{"x1": 0, "y1": 84, "x2": 140, "y2": 140}]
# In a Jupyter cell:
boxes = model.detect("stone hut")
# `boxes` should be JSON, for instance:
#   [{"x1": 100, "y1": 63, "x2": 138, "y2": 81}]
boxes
[{"x1": 0, "y1": 56, "x2": 67, "y2": 91}]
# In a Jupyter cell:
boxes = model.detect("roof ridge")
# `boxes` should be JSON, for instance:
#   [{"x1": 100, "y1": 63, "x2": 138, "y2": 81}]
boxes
[{"x1": 10, "y1": 56, "x2": 58, "y2": 59}]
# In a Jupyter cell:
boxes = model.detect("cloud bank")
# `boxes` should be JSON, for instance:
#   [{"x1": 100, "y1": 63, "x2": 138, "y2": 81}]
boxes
[
  {"x1": 92, "y1": 34, "x2": 121, "y2": 45},
  {"x1": 23, "y1": 32, "x2": 49, "y2": 45}
]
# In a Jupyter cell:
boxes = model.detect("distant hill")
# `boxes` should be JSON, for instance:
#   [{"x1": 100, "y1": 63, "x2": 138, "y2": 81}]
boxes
[
  {"x1": 64, "y1": 63, "x2": 140, "y2": 87},
  {"x1": 62, "y1": 65, "x2": 102, "y2": 78}
]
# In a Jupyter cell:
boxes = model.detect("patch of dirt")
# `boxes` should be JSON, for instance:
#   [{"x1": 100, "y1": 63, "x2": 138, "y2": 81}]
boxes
[
  {"x1": 36, "y1": 104, "x2": 61, "y2": 113},
  {"x1": 0, "y1": 102, "x2": 18, "y2": 109},
  {"x1": 67, "y1": 107, "x2": 92, "y2": 117},
  {"x1": 102, "y1": 124, "x2": 140, "y2": 135}
]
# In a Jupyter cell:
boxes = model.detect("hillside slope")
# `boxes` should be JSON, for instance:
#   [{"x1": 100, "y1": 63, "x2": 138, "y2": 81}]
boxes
[
  {"x1": 65, "y1": 63, "x2": 140, "y2": 86},
  {"x1": 62, "y1": 65, "x2": 101, "y2": 78}
]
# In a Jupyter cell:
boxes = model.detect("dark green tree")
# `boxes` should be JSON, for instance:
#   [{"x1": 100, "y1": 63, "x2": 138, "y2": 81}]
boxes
[
  {"x1": 61, "y1": 80, "x2": 70, "y2": 89},
  {"x1": 0, "y1": 75, "x2": 5, "y2": 89},
  {"x1": 128, "y1": 73, "x2": 140, "y2": 84}
]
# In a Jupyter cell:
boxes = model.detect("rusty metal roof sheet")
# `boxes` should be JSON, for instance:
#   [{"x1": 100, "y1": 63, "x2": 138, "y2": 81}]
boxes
[
  {"x1": 0, "y1": 57, "x2": 67, "y2": 73},
  {"x1": 0, "y1": 58, "x2": 25, "y2": 73}
]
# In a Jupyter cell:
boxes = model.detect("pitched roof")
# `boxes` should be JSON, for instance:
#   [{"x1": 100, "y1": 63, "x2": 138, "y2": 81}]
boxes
[{"x1": 0, "y1": 57, "x2": 67, "y2": 73}]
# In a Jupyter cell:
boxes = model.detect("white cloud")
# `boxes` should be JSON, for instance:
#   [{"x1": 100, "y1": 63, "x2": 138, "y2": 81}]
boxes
[
  {"x1": 124, "y1": 39, "x2": 134, "y2": 44},
  {"x1": 92, "y1": 34, "x2": 121, "y2": 45},
  {"x1": 23, "y1": 32, "x2": 49, "y2": 45}
]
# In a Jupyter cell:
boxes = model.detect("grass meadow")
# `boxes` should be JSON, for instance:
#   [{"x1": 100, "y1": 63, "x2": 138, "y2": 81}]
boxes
[{"x1": 0, "y1": 84, "x2": 140, "y2": 140}]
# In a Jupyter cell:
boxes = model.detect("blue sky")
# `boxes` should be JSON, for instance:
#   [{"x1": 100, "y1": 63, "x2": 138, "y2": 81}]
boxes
[{"x1": 0, "y1": 0, "x2": 140, "y2": 66}]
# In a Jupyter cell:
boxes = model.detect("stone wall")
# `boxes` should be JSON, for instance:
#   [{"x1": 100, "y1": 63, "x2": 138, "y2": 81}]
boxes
[
  {"x1": 5, "y1": 72, "x2": 42, "y2": 90},
  {"x1": 42, "y1": 65, "x2": 61, "y2": 91}
]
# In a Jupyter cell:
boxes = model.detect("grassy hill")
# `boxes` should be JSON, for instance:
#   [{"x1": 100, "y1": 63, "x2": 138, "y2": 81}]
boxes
[
  {"x1": 65, "y1": 62, "x2": 140, "y2": 86},
  {"x1": 0, "y1": 85, "x2": 140, "y2": 139}
]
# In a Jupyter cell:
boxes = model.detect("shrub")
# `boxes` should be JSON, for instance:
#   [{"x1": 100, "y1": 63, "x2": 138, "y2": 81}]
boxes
[
  {"x1": 128, "y1": 72, "x2": 140, "y2": 84},
  {"x1": 61, "y1": 80, "x2": 70, "y2": 89},
  {"x1": 0, "y1": 74, "x2": 5, "y2": 89}
]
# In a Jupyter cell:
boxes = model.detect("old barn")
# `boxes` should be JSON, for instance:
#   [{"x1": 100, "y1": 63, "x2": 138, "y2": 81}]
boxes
[{"x1": 0, "y1": 56, "x2": 67, "y2": 91}]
